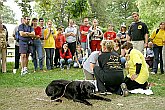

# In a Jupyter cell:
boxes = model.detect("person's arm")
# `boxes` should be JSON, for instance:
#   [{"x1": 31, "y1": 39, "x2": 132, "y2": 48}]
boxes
[
  {"x1": 66, "y1": 49, "x2": 72, "y2": 59},
  {"x1": 60, "y1": 50, "x2": 66, "y2": 59},
  {"x1": 89, "y1": 63, "x2": 95, "y2": 73},
  {"x1": 144, "y1": 33, "x2": 149, "y2": 47},
  {"x1": 65, "y1": 28, "x2": 72, "y2": 37},
  {"x1": 131, "y1": 63, "x2": 142, "y2": 80}
]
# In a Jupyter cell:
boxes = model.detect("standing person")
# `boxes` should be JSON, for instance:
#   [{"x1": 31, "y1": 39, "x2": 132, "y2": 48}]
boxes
[
  {"x1": 122, "y1": 42, "x2": 149, "y2": 90},
  {"x1": 80, "y1": 18, "x2": 90, "y2": 50},
  {"x1": 89, "y1": 19, "x2": 103, "y2": 52},
  {"x1": 18, "y1": 16, "x2": 35, "y2": 75},
  {"x1": 31, "y1": 18, "x2": 44, "y2": 72},
  {"x1": 150, "y1": 22, "x2": 165, "y2": 74},
  {"x1": 12, "y1": 18, "x2": 24, "y2": 74},
  {"x1": 103, "y1": 24, "x2": 116, "y2": 40},
  {"x1": 94, "y1": 40, "x2": 127, "y2": 96},
  {"x1": 54, "y1": 27, "x2": 66, "y2": 67},
  {"x1": 65, "y1": 19, "x2": 77, "y2": 57},
  {"x1": 117, "y1": 24, "x2": 128, "y2": 45},
  {"x1": 128, "y1": 12, "x2": 149, "y2": 53},
  {"x1": 0, "y1": 19, "x2": 7, "y2": 73},
  {"x1": 44, "y1": 20, "x2": 56, "y2": 70},
  {"x1": 39, "y1": 18, "x2": 46, "y2": 66},
  {"x1": 59, "y1": 43, "x2": 73, "y2": 70}
]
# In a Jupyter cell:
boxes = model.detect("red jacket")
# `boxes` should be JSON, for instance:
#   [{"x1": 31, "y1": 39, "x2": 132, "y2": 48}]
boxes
[{"x1": 60, "y1": 49, "x2": 72, "y2": 59}]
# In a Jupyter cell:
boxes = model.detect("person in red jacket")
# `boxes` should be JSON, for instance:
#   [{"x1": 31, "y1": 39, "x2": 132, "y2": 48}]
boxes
[
  {"x1": 54, "y1": 27, "x2": 66, "y2": 67},
  {"x1": 60, "y1": 43, "x2": 73, "y2": 70}
]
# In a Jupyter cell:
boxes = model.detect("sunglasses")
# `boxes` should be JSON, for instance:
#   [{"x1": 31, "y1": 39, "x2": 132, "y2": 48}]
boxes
[{"x1": 26, "y1": 19, "x2": 30, "y2": 20}]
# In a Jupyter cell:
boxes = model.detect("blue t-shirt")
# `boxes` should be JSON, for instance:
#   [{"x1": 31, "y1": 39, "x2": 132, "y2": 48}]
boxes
[{"x1": 18, "y1": 24, "x2": 34, "y2": 43}]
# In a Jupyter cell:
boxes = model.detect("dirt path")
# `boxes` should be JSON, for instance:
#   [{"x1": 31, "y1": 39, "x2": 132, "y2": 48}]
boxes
[{"x1": 0, "y1": 88, "x2": 165, "y2": 110}]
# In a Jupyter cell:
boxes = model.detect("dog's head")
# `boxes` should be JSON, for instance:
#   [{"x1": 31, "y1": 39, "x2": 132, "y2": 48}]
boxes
[{"x1": 80, "y1": 81, "x2": 96, "y2": 97}]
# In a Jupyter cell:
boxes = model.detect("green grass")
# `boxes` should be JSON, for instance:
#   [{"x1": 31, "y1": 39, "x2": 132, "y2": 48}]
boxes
[
  {"x1": 0, "y1": 62, "x2": 84, "y2": 88},
  {"x1": 0, "y1": 62, "x2": 165, "y2": 97}
]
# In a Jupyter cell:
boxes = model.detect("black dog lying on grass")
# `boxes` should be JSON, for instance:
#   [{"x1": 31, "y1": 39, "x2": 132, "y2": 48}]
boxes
[{"x1": 45, "y1": 80, "x2": 111, "y2": 106}]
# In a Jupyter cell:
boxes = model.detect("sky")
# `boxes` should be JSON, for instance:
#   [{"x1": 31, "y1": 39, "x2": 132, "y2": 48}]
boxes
[
  {"x1": 4, "y1": 0, "x2": 22, "y2": 22},
  {"x1": 3, "y1": 0, "x2": 35, "y2": 24}
]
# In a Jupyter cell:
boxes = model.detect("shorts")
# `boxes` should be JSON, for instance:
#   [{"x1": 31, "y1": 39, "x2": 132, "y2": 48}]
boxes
[{"x1": 19, "y1": 41, "x2": 33, "y2": 54}]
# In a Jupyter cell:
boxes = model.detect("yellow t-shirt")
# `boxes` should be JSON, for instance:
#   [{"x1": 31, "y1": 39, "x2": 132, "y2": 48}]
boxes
[
  {"x1": 44, "y1": 28, "x2": 57, "y2": 48},
  {"x1": 127, "y1": 49, "x2": 149, "y2": 84},
  {"x1": 150, "y1": 29, "x2": 165, "y2": 46}
]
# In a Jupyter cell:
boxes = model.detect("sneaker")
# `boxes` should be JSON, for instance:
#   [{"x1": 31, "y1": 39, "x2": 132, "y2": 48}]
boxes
[
  {"x1": 21, "y1": 71, "x2": 27, "y2": 76},
  {"x1": 67, "y1": 64, "x2": 71, "y2": 70},
  {"x1": 150, "y1": 72, "x2": 156, "y2": 74},
  {"x1": 13, "y1": 69, "x2": 17, "y2": 74},
  {"x1": 121, "y1": 83, "x2": 129, "y2": 97}
]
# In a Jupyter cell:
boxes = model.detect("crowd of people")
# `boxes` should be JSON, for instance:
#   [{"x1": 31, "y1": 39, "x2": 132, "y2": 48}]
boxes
[{"x1": 0, "y1": 12, "x2": 165, "y2": 96}]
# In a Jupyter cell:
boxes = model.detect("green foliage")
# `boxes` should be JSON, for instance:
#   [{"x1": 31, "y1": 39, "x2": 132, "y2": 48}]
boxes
[
  {"x1": 15, "y1": 0, "x2": 33, "y2": 17},
  {"x1": 137, "y1": 0, "x2": 165, "y2": 32},
  {"x1": 105, "y1": 0, "x2": 138, "y2": 29},
  {"x1": 0, "y1": 5, "x2": 17, "y2": 24}
]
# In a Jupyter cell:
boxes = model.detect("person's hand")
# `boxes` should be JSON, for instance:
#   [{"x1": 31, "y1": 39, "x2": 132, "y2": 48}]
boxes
[
  {"x1": 64, "y1": 48, "x2": 67, "y2": 52},
  {"x1": 125, "y1": 62, "x2": 129, "y2": 69},
  {"x1": 144, "y1": 43, "x2": 148, "y2": 48},
  {"x1": 131, "y1": 74, "x2": 138, "y2": 81}
]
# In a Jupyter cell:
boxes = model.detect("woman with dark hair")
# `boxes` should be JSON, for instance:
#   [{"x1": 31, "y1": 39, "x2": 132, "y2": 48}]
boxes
[
  {"x1": 122, "y1": 42, "x2": 149, "y2": 90},
  {"x1": 59, "y1": 43, "x2": 73, "y2": 70},
  {"x1": 150, "y1": 22, "x2": 165, "y2": 74},
  {"x1": 113, "y1": 38, "x2": 126, "y2": 68},
  {"x1": 117, "y1": 24, "x2": 128, "y2": 45},
  {"x1": 94, "y1": 40, "x2": 128, "y2": 96}
]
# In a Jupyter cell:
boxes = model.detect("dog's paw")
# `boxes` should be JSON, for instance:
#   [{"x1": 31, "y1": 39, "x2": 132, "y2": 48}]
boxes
[
  {"x1": 55, "y1": 99, "x2": 63, "y2": 103},
  {"x1": 86, "y1": 103, "x2": 93, "y2": 106},
  {"x1": 105, "y1": 98, "x2": 111, "y2": 102}
]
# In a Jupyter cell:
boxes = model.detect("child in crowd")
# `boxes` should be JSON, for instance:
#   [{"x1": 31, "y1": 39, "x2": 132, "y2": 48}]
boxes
[
  {"x1": 103, "y1": 24, "x2": 116, "y2": 40},
  {"x1": 145, "y1": 42, "x2": 154, "y2": 68},
  {"x1": 59, "y1": 43, "x2": 73, "y2": 70},
  {"x1": 54, "y1": 27, "x2": 66, "y2": 67},
  {"x1": 73, "y1": 44, "x2": 86, "y2": 68}
]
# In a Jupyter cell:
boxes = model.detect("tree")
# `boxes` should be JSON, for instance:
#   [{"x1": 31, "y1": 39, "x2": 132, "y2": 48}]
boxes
[
  {"x1": 137, "y1": 0, "x2": 165, "y2": 32},
  {"x1": 15, "y1": 0, "x2": 33, "y2": 17},
  {"x1": 105, "y1": 0, "x2": 138, "y2": 29},
  {"x1": 0, "y1": 5, "x2": 17, "y2": 24}
]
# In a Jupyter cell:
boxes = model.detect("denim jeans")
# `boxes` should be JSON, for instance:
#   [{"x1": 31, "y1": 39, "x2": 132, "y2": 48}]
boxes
[
  {"x1": 60, "y1": 58, "x2": 72, "y2": 67},
  {"x1": 153, "y1": 46, "x2": 163, "y2": 73},
  {"x1": 31, "y1": 39, "x2": 43, "y2": 70},
  {"x1": 81, "y1": 42, "x2": 87, "y2": 50},
  {"x1": 45, "y1": 48, "x2": 54, "y2": 70}
]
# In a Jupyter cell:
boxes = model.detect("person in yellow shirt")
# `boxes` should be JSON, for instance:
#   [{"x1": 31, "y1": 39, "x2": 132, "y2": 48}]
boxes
[
  {"x1": 44, "y1": 20, "x2": 56, "y2": 70},
  {"x1": 122, "y1": 42, "x2": 149, "y2": 90},
  {"x1": 150, "y1": 22, "x2": 165, "y2": 74}
]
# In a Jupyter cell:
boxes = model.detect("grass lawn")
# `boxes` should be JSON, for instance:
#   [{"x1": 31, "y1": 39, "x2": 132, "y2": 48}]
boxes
[{"x1": 0, "y1": 62, "x2": 165, "y2": 110}]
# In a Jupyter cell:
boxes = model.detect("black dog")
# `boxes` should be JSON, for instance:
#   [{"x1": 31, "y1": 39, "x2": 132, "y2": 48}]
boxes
[{"x1": 45, "y1": 80, "x2": 111, "y2": 106}]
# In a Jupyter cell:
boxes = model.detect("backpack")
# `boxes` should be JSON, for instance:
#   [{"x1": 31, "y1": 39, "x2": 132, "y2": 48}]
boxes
[{"x1": 15, "y1": 30, "x2": 20, "y2": 41}]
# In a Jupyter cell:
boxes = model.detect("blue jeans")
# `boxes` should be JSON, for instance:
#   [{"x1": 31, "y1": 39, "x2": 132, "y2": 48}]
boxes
[
  {"x1": 153, "y1": 46, "x2": 163, "y2": 73},
  {"x1": 31, "y1": 39, "x2": 43, "y2": 70},
  {"x1": 81, "y1": 42, "x2": 87, "y2": 50},
  {"x1": 60, "y1": 58, "x2": 72, "y2": 67},
  {"x1": 45, "y1": 48, "x2": 54, "y2": 70}
]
